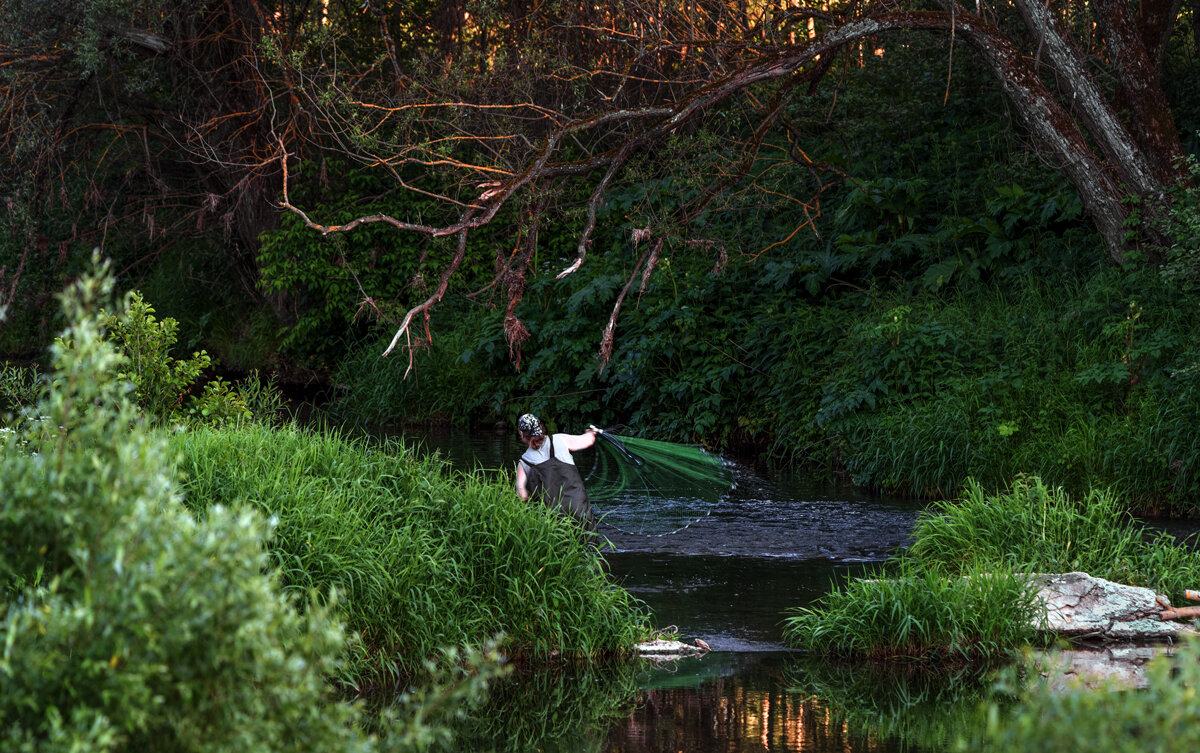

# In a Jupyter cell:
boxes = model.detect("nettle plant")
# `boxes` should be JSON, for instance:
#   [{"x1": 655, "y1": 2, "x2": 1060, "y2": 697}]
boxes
[{"x1": 100, "y1": 290, "x2": 256, "y2": 426}]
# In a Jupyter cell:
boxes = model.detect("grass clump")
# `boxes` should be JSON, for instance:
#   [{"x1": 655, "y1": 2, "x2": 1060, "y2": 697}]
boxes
[
  {"x1": 782, "y1": 560, "x2": 1041, "y2": 662},
  {"x1": 909, "y1": 475, "x2": 1200, "y2": 604},
  {"x1": 783, "y1": 475, "x2": 1200, "y2": 662},
  {"x1": 171, "y1": 422, "x2": 652, "y2": 690}
]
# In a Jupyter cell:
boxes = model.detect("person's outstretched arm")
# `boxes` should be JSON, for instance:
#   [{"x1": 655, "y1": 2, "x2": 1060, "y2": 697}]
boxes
[{"x1": 560, "y1": 427, "x2": 598, "y2": 452}]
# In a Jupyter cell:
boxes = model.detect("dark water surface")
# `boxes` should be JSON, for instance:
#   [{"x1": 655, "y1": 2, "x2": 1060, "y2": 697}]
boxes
[{"x1": 392, "y1": 428, "x2": 941, "y2": 752}]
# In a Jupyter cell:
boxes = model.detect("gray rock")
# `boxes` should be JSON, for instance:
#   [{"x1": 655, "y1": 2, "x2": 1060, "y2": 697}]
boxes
[{"x1": 1030, "y1": 572, "x2": 1178, "y2": 641}]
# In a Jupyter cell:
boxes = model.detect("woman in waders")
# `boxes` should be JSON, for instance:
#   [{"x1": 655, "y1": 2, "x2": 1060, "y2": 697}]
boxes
[{"x1": 514, "y1": 413, "x2": 598, "y2": 532}]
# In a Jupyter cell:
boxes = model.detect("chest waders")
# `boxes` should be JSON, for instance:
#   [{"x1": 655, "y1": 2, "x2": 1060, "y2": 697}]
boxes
[{"x1": 525, "y1": 436, "x2": 597, "y2": 532}]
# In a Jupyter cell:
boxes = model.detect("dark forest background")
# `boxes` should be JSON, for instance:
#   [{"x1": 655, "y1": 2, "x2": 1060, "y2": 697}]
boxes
[{"x1": 3, "y1": 0, "x2": 1200, "y2": 508}]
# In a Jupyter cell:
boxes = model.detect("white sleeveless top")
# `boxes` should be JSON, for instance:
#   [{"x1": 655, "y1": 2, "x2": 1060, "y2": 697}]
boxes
[{"x1": 518, "y1": 434, "x2": 576, "y2": 472}]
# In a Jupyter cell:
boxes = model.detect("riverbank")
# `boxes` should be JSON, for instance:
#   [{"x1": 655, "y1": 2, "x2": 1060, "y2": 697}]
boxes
[{"x1": 171, "y1": 422, "x2": 654, "y2": 689}]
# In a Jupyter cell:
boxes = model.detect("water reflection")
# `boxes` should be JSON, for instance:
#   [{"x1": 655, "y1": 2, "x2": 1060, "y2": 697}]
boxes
[
  {"x1": 449, "y1": 661, "x2": 642, "y2": 753},
  {"x1": 784, "y1": 658, "x2": 997, "y2": 752},
  {"x1": 449, "y1": 653, "x2": 936, "y2": 753},
  {"x1": 604, "y1": 654, "x2": 923, "y2": 753}
]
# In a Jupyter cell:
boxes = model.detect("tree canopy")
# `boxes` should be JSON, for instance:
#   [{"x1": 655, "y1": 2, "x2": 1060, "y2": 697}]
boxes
[{"x1": 1, "y1": 0, "x2": 1197, "y2": 364}]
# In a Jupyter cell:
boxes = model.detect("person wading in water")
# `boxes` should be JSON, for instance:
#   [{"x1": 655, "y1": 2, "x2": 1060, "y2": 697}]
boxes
[{"x1": 514, "y1": 413, "x2": 599, "y2": 532}]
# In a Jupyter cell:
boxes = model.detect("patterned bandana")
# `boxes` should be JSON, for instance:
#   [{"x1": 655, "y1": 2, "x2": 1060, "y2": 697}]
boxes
[{"x1": 517, "y1": 413, "x2": 544, "y2": 437}]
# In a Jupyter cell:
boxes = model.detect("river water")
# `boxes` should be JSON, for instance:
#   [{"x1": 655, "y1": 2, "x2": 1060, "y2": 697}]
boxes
[
  {"x1": 390, "y1": 427, "x2": 947, "y2": 752},
  {"x1": 347, "y1": 425, "x2": 1200, "y2": 752}
]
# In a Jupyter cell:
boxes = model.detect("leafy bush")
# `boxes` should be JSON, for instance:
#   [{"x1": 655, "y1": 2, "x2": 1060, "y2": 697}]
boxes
[
  {"x1": 0, "y1": 259, "x2": 511, "y2": 752},
  {"x1": 99, "y1": 290, "x2": 212, "y2": 413},
  {"x1": 98, "y1": 290, "x2": 283, "y2": 426}
]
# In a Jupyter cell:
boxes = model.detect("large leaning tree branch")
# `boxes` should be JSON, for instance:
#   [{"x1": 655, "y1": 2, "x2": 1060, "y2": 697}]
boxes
[{"x1": 251, "y1": 0, "x2": 1187, "y2": 364}]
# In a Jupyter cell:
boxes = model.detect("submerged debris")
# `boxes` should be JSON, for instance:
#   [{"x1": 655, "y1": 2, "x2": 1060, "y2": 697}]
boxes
[{"x1": 634, "y1": 639, "x2": 711, "y2": 660}]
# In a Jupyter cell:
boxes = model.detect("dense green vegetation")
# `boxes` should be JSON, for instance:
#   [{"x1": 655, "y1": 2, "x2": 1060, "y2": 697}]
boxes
[
  {"x1": 172, "y1": 423, "x2": 651, "y2": 688},
  {"x1": 783, "y1": 476, "x2": 1200, "y2": 659},
  {"x1": 2, "y1": 3, "x2": 1198, "y2": 513},
  {"x1": 6, "y1": 3, "x2": 1200, "y2": 751},
  {"x1": 0, "y1": 262, "x2": 652, "y2": 750},
  {"x1": 306, "y1": 42, "x2": 1200, "y2": 511},
  {"x1": 0, "y1": 263, "x2": 511, "y2": 751}
]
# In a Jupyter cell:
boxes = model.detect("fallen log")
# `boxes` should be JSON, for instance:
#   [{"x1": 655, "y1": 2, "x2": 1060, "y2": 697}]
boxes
[
  {"x1": 1184, "y1": 590, "x2": 1200, "y2": 602},
  {"x1": 1159, "y1": 606, "x2": 1200, "y2": 621}
]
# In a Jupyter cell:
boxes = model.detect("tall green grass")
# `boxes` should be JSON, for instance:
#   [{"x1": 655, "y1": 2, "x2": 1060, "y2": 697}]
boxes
[
  {"x1": 908, "y1": 476, "x2": 1200, "y2": 603},
  {"x1": 812, "y1": 270, "x2": 1200, "y2": 507},
  {"x1": 170, "y1": 423, "x2": 652, "y2": 689},
  {"x1": 783, "y1": 475, "x2": 1200, "y2": 661},
  {"x1": 782, "y1": 560, "x2": 1041, "y2": 662}
]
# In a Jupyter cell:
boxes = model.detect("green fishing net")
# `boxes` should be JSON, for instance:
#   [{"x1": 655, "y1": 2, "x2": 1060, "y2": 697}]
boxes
[{"x1": 583, "y1": 428, "x2": 735, "y2": 535}]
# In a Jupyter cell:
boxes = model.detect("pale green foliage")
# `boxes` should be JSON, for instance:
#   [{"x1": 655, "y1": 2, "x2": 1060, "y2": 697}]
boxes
[
  {"x1": 0, "y1": 258, "x2": 502, "y2": 752},
  {"x1": 978, "y1": 638, "x2": 1200, "y2": 753},
  {"x1": 100, "y1": 290, "x2": 220, "y2": 420},
  {"x1": 98, "y1": 290, "x2": 286, "y2": 427}
]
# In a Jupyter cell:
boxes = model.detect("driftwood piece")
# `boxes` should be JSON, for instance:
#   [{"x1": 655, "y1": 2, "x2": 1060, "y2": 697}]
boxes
[{"x1": 1159, "y1": 606, "x2": 1200, "y2": 621}]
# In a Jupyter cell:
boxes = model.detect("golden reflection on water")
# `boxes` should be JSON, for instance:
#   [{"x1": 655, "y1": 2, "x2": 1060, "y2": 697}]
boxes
[{"x1": 605, "y1": 681, "x2": 906, "y2": 753}]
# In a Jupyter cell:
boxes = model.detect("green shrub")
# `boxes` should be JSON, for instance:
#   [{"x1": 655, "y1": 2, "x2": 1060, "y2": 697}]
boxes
[
  {"x1": 978, "y1": 638, "x2": 1200, "y2": 753},
  {"x1": 0, "y1": 258, "x2": 504, "y2": 752},
  {"x1": 100, "y1": 290, "x2": 213, "y2": 417},
  {"x1": 99, "y1": 290, "x2": 284, "y2": 427}
]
